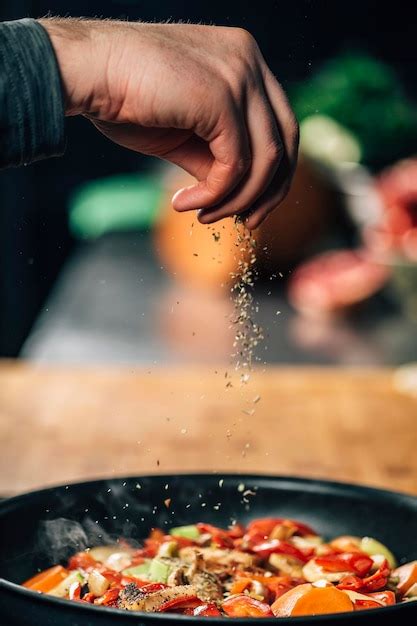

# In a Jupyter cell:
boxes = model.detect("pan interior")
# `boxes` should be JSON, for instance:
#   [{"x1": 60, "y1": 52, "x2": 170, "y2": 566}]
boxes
[{"x1": 1, "y1": 474, "x2": 416, "y2": 586}]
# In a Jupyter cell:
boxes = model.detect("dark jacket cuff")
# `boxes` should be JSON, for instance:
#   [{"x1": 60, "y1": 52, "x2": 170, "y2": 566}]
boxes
[{"x1": 0, "y1": 18, "x2": 65, "y2": 169}]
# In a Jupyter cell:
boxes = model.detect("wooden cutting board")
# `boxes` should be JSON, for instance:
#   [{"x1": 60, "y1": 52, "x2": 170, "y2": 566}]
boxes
[{"x1": 0, "y1": 361, "x2": 416, "y2": 496}]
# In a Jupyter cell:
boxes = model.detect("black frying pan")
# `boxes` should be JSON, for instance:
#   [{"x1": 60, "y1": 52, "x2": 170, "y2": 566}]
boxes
[{"x1": 1, "y1": 474, "x2": 417, "y2": 625}]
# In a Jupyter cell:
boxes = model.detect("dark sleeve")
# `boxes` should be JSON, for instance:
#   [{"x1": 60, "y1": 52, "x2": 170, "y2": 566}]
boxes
[{"x1": 0, "y1": 18, "x2": 65, "y2": 169}]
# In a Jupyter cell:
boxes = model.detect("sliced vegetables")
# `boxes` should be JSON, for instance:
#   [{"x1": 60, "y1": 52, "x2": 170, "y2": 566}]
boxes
[{"x1": 22, "y1": 518, "x2": 414, "y2": 617}]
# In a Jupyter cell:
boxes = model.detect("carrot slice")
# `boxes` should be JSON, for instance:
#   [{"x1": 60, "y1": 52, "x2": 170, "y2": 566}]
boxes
[
  {"x1": 230, "y1": 578, "x2": 252, "y2": 595},
  {"x1": 271, "y1": 583, "x2": 354, "y2": 617},
  {"x1": 23, "y1": 565, "x2": 69, "y2": 593}
]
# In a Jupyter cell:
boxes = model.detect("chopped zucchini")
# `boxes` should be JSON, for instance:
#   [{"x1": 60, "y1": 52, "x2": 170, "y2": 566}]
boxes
[
  {"x1": 122, "y1": 561, "x2": 151, "y2": 579},
  {"x1": 148, "y1": 558, "x2": 171, "y2": 583},
  {"x1": 169, "y1": 525, "x2": 200, "y2": 540},
  {"x1": 360, "y1": 537, "x2": 397, "y2": 568}
]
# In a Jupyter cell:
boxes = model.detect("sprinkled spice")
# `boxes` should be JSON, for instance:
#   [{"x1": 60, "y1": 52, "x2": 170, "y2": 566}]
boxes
[{"x1": 230, "y1": 221, "x2": 264, "y2": 384}]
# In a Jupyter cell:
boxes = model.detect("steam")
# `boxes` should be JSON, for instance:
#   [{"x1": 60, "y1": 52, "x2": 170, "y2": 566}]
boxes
[
  {"x1": 37, "y1": 518, "x2": 115, "y2": 563},
  {"x1": 35, "y1": 481, "x2": 155, "y2": 564}
]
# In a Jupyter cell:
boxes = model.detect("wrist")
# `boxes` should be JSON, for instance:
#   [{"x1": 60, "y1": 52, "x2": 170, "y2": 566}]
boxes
[{"x1": 38, "y1": 18, "x2": 98, "y2": 116}]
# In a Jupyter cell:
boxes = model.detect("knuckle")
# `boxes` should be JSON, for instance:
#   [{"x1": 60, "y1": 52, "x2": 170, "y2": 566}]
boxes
[
  {"x1": 232, "y1": 155, "x2": 252, "y2": 174},
  {"x1": 264, "y1": 139, "x2": 282, "y2": 164},
  {"x1": 231, "y1": 27, "x2": 256, "y2": 49}
]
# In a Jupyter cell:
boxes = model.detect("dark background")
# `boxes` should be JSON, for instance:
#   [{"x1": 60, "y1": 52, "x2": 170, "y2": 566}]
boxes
[{"x1": 1, "y1": 0, "x2": 416, "y2": 356}]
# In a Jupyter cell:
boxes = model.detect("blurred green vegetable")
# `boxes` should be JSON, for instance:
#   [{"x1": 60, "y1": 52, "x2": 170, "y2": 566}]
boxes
[
  {"x1": 69, "y1": 173, "x2": 163, "y2": 239},
  {"x1": 291, "y1": 53, "x2": 417, "y2": 169},
  {"x1": 300, "y1": 114, "x2": 361, "y2": 165}
]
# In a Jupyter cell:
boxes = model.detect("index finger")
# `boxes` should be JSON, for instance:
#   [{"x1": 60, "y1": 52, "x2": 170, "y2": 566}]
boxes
[{"x1": 172, "y1": 102, "x2": 252, "y2": 213}]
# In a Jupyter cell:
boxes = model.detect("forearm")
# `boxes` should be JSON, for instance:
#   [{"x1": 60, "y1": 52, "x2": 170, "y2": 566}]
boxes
[{"x1": 0, "y1": 18, "x2": 65, "y2": 169}]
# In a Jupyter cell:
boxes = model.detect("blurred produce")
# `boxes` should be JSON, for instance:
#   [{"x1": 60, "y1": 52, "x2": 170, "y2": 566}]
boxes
[
  {"x1": 289, "y1": 157, "x2": 417, "y2": 321},
  {"x1": 292, "y1": 53, "x2": 417, "y2": 169},
  {"x1": 367, "y1": 159, "x2": 417, "y2": 262},
  {"x1": 155, "y1": 159, "x2": 335, "y2": 290},
  {"x1": 300, "y1": 115, "x2": 361, "y2": 166},
  {"x1": 367, "y1": 159, "x2": 417, "y2": 320},
  {"x1": 69, "y1": 174, "x2": 163, "y2": 239},
  {"x1": 288, "y1": 249, "x2": 389, "y2": 318}
]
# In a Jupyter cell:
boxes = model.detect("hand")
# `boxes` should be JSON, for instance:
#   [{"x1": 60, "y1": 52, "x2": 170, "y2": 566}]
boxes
[{"x1": 41, "y1": 19, "x2": 299, "y2": 229}]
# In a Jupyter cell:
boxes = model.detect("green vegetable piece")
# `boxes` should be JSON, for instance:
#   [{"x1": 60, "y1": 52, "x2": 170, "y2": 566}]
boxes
[
  {"x1": 169, "y1": 525, "x2": 200, "y2": 540},
  {"x1": 157, "y1": 541, "x2": 178, "y2": 558},
  {"x1": 122, "y1": 561, "x2": 151, "y2": 579},
  {"x1": 360, "y1": 537, "x2": 397, "y2": 568},
  {"x1": 148, "y1": 558, "x2": 171, "y2": 583}
]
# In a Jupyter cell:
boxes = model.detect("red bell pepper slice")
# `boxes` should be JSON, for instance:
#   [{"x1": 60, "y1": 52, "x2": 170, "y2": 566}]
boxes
[
  {"x1": 338, "y1": 559, "x2": 391, "y2": 593},
  {"x1": 246, "y1": 518, "x2": 317, "y2": 539},
  {"x1": 316, "y1": 553, "x2": 373, "y2": 576},
  {"x1": 158, "y1": 595, "x2": 202, "y2": 612},
  {"x1": 81, "y1": 592, "x2": 96, "y2": 603},
  {"x1": 97, "y1": 568, "x2": 144, "y2": 588},
  {"x1": 234, "y1": 571, "x2": 295, "y2": 601},
  {"x1": 251, "y1": 539, "x2": 313, "y2": 562},
  {"x1": 222, "y1": 594, "x2": 273, "y2": 617},
  {"x1": 228, "y1": 523, "x2": 245, "y2": 539},
  {"x1": 367, "y1": 591, "x2": 396, "y2": 606},
  {"x1": 361, "y1": 560, "x2": 391, "y2": 592},
  {"x1": 101, "y1": 586, "x2": 121, "y2": 606},
  {"x1": 354, "y1": 599, "x2": 382, "y2": 610},
  {"x1": 352, "y1": 589, "x2": 396, "y2": 610},
  {"x1": 140, "y1": 582, "x2": 169, "y2": 593},
  {"x1": 68, "y1": 552, "x2": 97, "y2": 571},
  {"x1": 197, "y1": 523, "x2": 235, "y2": 548},
  {"x1": 336, "y1": 576, "x2": 363, "y2": 591},
  {"x1": 191, "y1": 603, "x2": 222, "y2": 616}
]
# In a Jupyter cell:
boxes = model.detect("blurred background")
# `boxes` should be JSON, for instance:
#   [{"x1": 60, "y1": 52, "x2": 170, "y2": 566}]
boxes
[{"x1": 2, "y1": 0, "x2": 417, "y2": 367}]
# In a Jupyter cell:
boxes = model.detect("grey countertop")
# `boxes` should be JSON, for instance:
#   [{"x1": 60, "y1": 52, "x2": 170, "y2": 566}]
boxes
[{"x1": 22, "y1": 232, "x2": 417, "y2": 366}]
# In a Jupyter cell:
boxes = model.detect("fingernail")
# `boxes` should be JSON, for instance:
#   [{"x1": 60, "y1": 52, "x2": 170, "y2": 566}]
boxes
[{"x1": 172, "y1": 186, "x2": 196, "y2": 209}]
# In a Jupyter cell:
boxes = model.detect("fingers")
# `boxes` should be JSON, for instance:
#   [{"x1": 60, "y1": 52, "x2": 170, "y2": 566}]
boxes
[
  {"x1": 244, "y1": 169, "x2": 291, "y2": 230},
  {"x1": 242, "y1": 69, "x2": 299, "y2": 230},
  {"x1": 173, "y1": 67, "x2": 298, "y2": 230},
  {"x1": 197, "y1": 88, "x2": 283, "y2": 225},
  {"x1": 263, "y1": 67, "x2": 300, "y2": 169},
  {"x1": 171, "y1": 100, "x2": 252, "y2": 212}
]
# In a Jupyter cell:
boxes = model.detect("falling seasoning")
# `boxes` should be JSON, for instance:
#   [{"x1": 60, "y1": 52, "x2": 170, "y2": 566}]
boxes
[{"x1": 230, "y1": 221, "x2": 264, "y2": 384}]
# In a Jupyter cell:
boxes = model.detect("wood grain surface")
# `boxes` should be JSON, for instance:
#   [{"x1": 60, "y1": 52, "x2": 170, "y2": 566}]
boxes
[{"x1": 0, "y1": 361, "x2": 416, "y2": 496}]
